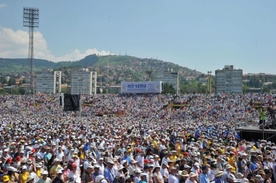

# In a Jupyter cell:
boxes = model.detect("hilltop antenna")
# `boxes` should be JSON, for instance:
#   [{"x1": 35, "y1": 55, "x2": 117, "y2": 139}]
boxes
[{"x1": 23, "y1": 7, "x2": 39, "y2": 96}]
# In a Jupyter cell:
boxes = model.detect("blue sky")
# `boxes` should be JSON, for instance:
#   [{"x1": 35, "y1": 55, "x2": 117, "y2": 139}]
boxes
[{"x1": 0, "y1": 0, "x2": 276, "y2": 74}]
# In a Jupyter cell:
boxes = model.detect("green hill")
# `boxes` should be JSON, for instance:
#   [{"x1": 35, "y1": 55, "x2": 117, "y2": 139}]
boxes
[{"x1": 0, "y1": 54, "x2": 200, "y2": 75}]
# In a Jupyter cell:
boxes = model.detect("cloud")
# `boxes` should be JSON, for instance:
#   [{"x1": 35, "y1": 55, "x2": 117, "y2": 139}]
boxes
[
  {"x1": 54, "y1": 48, "x2": 111, "y2": 61},
  {"x1": 0, "y1": 27, "x2": 111, "y2": 61},
  {"x1": 0, "y1": 3, "x2": 7, "y2": 9}
]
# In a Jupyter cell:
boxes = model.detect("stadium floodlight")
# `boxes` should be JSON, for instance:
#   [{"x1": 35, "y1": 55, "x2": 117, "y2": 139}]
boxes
[{"x1": 23, "y1": 7, "x2": 39, "y2": 96}]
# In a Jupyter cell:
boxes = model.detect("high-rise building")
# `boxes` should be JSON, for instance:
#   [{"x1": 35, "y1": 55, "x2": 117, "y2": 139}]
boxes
[
  {"x1": 71, "y1": 70, "x2": 97, "y2": 95},
  {"x1": 156, "y1": 70, "x2": 180, "y2": 95},
  {"x1": 215, "y1": 65, "x2": 243, "y2": 94},
  {"x1": 36, "y1": 71, "x2": 62, "y2": 94}
]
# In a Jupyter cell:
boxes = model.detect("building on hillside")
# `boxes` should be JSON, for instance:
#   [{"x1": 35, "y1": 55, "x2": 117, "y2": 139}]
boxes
[
  {"x1": 71, "y1": 70, "x2": 97, "y2": 95},
  {"x1": 36, "y1": 71, "x2": 62, "y2": 94},
  {"x1": 243, "y1": 73, "x2": 276, "y2": 81},
  {"x1": 156, "y1": 70, "x2": 180, "y2": 95},
  {"x1": 215, "y1": 65, "x2": 243, "y2": 94}
]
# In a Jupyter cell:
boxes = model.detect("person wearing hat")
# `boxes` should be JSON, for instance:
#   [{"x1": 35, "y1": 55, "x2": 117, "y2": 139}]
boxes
[
  {"x1": 185, "y1": 172, "x2": 197, "y2": 183},
  {"x1": 37, "y1": 170, "x2": 51, "y2": 183},
  {"x1": 3, "y1": 157, "x2": 13, "y2": 172},
  {"x1": 153, "y1": 166, "x2": 164, "y2": 183},
  {"x1": 133, "y1": 169, "x2": 142, "y2": 183},
  {"x1": 35, "y1": 162, "x2": 44, "y2": 178},
  {"x1": 123, "y1": 175, "x2": 133, "y2": 183},
  {"x1": 153, "y1": 155, "x2": 161, "y2": 167},
  {"x1": 136, "y1": 151, "x2": 145, "y2": 170},
  {"x1": 81, "y1": 164, "x2": 94, "y2": 183},
  {"x1": 161, "y1": 151, "x2": 170, "y2": 166},
  {"x1": 129, "y1": 159, "x2": 138, "y2": 176},
  {"x1": 161, "y1": 161, "x2": 169, "y2": 183},
  {"x1": 226, "y1": 173, "x2": 237, "y2": 183},
  {"x1": 28, "y1": 164, "x2": 39, "y2": 183},
  {"x1": 19, "y1": 150, "x2": 27, "y2": 164},
  {"x1": 95, "y1": 175, "x2": 108, "y2": 183},
  {"x1": 168, "y1": 167, "x2": 179, "y2": 183},
  {"x1": 214, "y1": 171, "x2": 223, "y2": 183},
  {"x1": 98, "y1": 157, "x2": 105, "y2": 175},
  {"x1": 52, "y1": 168, "x2": 65, "y2": 183},
  {"x1": 93, "y1": 164, "x2": 102, "y2": 181},
  {"x1": 2, "y1": 166, "x2": 19, "y2": 183},
  {"x1": 138, "y1": 173, "x2": 147, "y2": 183},
  {"x1": 26, "y1": 174, "x2": 35, "y2": 183},
  {"x1": 50, "y1": 158, "x2": 62, "y2": 179},
  {"x1": 190, "y1": 162, "x2": 200, "y2": 181},
  {"x1": 84, "y1": 155, "x2": 94, "y2": 171},
  {"x1": 114, "y1": 165, "x2": 125, "y2": 183},
  {"x1": 19, "y1": 165, "x2": 29, "y2": 183},
  {"x1": 221, "y1": 164, "x2": 234, "y2": 183},
  {"x1": 67, "y1": 163, "x2": 81, "y2": 183},
  {"x1": 227, "y1": 151, "x2": 236, "y2": 173},
  {"x1": 13, "y1": 155, "x2": 21, "y2": 169},
  {"x1": 104, "y1": 160, "x2": 116, "y2": 183},
  {"x1": 178, "y1": 170, "x2": 189, "y2": 183}
]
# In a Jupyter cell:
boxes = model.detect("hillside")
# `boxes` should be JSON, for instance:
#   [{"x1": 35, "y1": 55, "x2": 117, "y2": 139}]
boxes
[{"x1": 0, "y1": 55, "x2": 202, "y2": 85}]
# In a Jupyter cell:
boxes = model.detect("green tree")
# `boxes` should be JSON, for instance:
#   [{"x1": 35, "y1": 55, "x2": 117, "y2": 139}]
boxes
[
  {"x1": 162, "y1": 83, "x2": 176, "y2": 94},
  {"x1": 0, "y1": 77, "x2": 7, "y2": 84},
  {"x1": 248, "y1": 77, "x2": 262, "y2": 88},
  {"x1": 243, "y1": 85, "x2": 249, "y2": 93},
  {"x1": 8, "y1": 77, "x2": 16, "y2": 86},
  {"x1": 183, "y1": 81, "x2": 199, "y2": 94},
  {"x1": 262, "y1": 85, "x2": 271, "y2": 93}
]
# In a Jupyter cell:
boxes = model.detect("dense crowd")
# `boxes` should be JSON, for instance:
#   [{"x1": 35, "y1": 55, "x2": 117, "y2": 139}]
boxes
[{"x1": 0, "y1": 93, "x2": 275, "y2": 183}]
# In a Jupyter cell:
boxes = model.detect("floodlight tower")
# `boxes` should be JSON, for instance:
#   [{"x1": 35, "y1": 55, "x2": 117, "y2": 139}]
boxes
[{"x1": 23, "y1": 7, "x2": 39, "y2": 95}]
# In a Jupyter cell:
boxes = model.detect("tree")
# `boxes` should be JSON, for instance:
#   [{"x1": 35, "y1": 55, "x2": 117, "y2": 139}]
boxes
[
  {"x1": 162, "y1": 83, "x2": 176, "y2": 94},
  {"x1": 0, "y1": 77, "x2": 7, "y2": 84},
  {"x1": 248, "y1": 77, "x2": 262, "y2": 88},
  {"x1": 243, "y1": 85, "x2": 249, "y2": 93},
  {"x1": 182, "y1": 81, "x2": 199, "y2": 94},
  {"x1": 262, "y1": 85, "x2": 271, "y2": 93},
  {"x1": 8, "y1": 77, "x2": 16, "y2": 86}
]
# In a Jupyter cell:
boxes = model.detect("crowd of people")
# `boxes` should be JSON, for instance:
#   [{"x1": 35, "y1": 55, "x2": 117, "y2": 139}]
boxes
[{"x1": 0, "y1": 93, "x2": 276, "y2": 183}]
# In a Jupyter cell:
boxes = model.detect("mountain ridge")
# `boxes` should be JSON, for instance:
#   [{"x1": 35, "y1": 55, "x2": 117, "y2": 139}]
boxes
[{"x1": 0, "y1": 54, "x2": 201, "y2": 76}]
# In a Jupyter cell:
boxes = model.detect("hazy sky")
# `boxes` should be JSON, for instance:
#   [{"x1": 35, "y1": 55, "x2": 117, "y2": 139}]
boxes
[{"x1": 0, "y1": 0, "x2": 276, "y2": 74}]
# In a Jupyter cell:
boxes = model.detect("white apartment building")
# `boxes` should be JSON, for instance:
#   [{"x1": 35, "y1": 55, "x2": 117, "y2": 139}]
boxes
[
  {"x1": 36, "y1": 71, "x2": 62, "y2": 94},
  {"x1": 215, "y1": 65, "x2": 243, "y2": 94},
  {"x1": 71, "y1": 70, "x2": 97, "y2": 95}
]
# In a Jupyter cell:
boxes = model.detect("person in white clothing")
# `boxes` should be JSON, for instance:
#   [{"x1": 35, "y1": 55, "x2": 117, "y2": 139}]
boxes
[
  {"x1": 153, "y1": 155, "x2": 160, "y2": 167},
  {"x1": 161, "y1": 162, "x2": 170, "y2": 183},
  {"x1": 136, "y1": 151, "x2": 145, "y2": 169},
  {"x1": 55, "y1": 146, "x2": 65, "y2": 163},
  {"x1": 67, "y1": 163, "x2": 81, "y2": 183},
  {"x1": 185, "y1": 172, "x2": 197, "y2": 183},
  {"x1": 37, "y1": 171, "x2": 51, "y2": 183},
  {"x1": 168, "y1": 167, "x2": 179, "y2": 183},
  {"x1": 98, "y1": 157, "x2": 105, "y2": 175}
]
